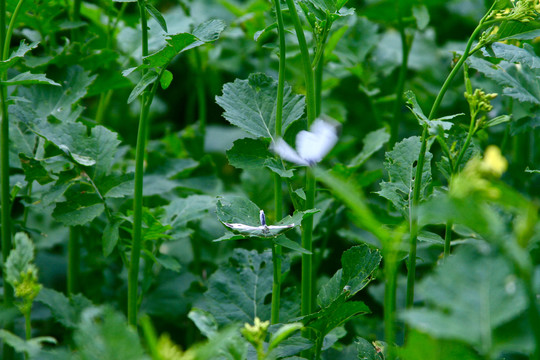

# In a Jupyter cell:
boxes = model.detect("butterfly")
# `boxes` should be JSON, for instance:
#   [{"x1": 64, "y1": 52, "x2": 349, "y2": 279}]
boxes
[
  {"x1": 271, "y1": 118, "x2": 338, "y2": 166},
  {"x1": 223, "y1": 210, "x2": 295, "y2": 237}
]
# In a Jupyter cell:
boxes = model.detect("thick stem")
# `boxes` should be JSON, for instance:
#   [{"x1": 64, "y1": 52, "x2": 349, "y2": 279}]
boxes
[
  {"x1": 67, "y1": 227, "x2": 80, "y2": 295},
  {"x1": 443, "y1": 221, "x2": 452, "y2": 258},
  {"x1": 314, "y1": 53, "x2": 323, "y2": 117},
  {"x1": 193, "y1": 49, "x2": 207, "y2": 135},
  {"x1": 128, "y1": 0, "x2": 150, "y2": 327},
  {"x1": 301, "y1": 170, "x2": 315, "y2": 316},
  {"x1": 271, "y1": 241, "x2": 282, "y2": 324},
  {"x1": 24, "y1": 311, "x2": 31, "y2": 340}
]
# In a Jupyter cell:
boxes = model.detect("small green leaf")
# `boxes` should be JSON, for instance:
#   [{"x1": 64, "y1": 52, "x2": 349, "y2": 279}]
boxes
[
  {"x1": 5, "y1": 232, "x2": 35, "y2": 286},
  {"x1": 349, "y1": 128, "x2": 390, "y2": 168},
  {"x1": 103, "y1": 221, "x2": 120, "y2": 257},
  {"x1": 273, "y1": 235, "x2": 311, "y2": 254},
  {"x1": 376, "y1": 136, "x2": 432, "y2": 217},
  {"x1": 155, "y1": 254, "x2": 181, "y2": 272},
  {"x1": 36, "y1": 288, "x2": 92, "y2": 329},
  {"x1": 188, "y1": 308, "x2": 219, "y2": 339},
  {"x1": 227, "y1": 138, "x2": 294, "y2": 178},
  {"x1": 483, "y1": 114, "x2": 511, "y2": 129},
  {"x1": 19, "y1": 154, "x2": 55, "y2": 185},
  {"x1": 145, "y1": 2, "x2": 168, "y2": 33},
  {"x1": 3, "y1": 72, "x2": 60, "y2": 86},
  {"x1": 0, "y1": 330, "x2": 56, "y2": 357},
  {"x1": 268, "y1": 323, "x2": 304, "y2": 352},
  {"x1": 216, "y1": 73, "x2": 305, "y2": 139},
  {"x1": 412, "y1": 4, "x2": 429, "y2": 30},
  {"x1": 52, "y1": 193, "x2": 104, "y2": 226},
  {"x1": 127, "y1": 70, "x2": 158, "y2": 104},
  {"x1": 160, "y1": 69, "x2": 173, "y2": 89},
  {"x1": 0, "y1": 40, "x2": 39, "y2": 72}
]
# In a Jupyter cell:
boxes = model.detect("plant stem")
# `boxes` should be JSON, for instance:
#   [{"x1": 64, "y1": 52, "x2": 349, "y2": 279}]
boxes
[
  {"x1": 384, "y1": 247, "x2": 398, "y2": 360},
  {"x1": 314, "y1": 51, "x2": 323, "y2": 117},
  {"x1": 406, "y1": 18, "x2": 489, "y2": 311},
  {"x1": 25, "y1": 311, "x2": 31, "y2": 340},
  {"x1": 193, "y1": 49, "x2": 207, "y2": 135},
  {"x1": 1, "y1": 0, "x2": 14, "y2": 357},
  {"x1": 128, "y1": 0, "x2": 150, "y2": 327},
  {"x1": 67, "y1": 226, "x2": 80, "y2": 295},
  {"x1": 284, "y1": 0, "x2": 317, "y2": 328},
  {"x1": 443, "y1": 221, "x2": 453, "y2": 258},
  {"x1": 390, "y1": 0, "x2": 413, "y2": 148},
  {"x1": 283, "y1": 0, "x2": 316, "y2": 126},
  {"x1": 270, "y1": 0, "x2": 286, "y2": 325}
]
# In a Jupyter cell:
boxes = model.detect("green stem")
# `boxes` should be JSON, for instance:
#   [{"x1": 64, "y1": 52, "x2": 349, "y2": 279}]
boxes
[
  {"x1": 384, "y1": 248, "x2": 398, "y2": 360},
  {"x1": 314, "y1": 53, "x2": 323, "y2": 117},
  {"x1": 141, "y1": 316, "x2": 163, "y2": 360},
  {"x1": 95, "y1": 90, "x2": 113, "y2": 124},
  {"x1": 270, "y1": 0, "x2": 286, "y2": 325},
  {"x1": 67, "y1": 227, "x2": 80, "y2": 295},
  {"x1": 128, "y1": 0, "x2": 150, "y2": 327},
  {"x1": 24, "y1": 311, "x2": 31, "y2": 340},
  {"x1": 524, "y1": 273, "x2": 540, "y2": 360},
  {"x1": 283, "y1": 0, "x2": 316, "y2": 125},
  {"x1": 390, "y1": 0, "x2": 413, "y2": 148},
  {"x1": 443, "y1": 221, "x2": 452, "y2": 258},
  {"x1": 3, "y1": 0, "x2": 24, "y2": 60},
  {"x1": 406, "y1": 125, "x2": 427, "y2": 309},
  {"x1": 193, "y1": 49, "x2": 207, "y2": 135},
  {"x1": 1, "y1": 1, "x2": 15, "y2": 359}
]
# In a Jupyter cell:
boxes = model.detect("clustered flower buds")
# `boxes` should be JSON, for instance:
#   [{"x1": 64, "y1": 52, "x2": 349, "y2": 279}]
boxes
[
  {"x1": 465, "y1": 89, "x2": 498, "y2": 113},
  {"x1": 14, "y1": 268, "x2": 42, "y2": 315},
  {"x1": 489, "y1": 0, "x2": 540, "y2": 23}
]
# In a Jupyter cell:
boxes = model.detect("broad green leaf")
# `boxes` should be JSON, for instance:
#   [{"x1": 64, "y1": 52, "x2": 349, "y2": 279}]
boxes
[
  {"x1": 0, "y1": 330, "x2": 56, "y2": 358},
  {"x1": 52, "y1": 192, "x2": 104, "y2": 226},
  {"x1": 497, "y1": 20, "x2": 540, "y2": 41},
  {"x1": 355, "y1": 337, "x2": 383, "y2": 360},
  {"x1": 273, "y1": 235, "x2": 311, "y2": 254},
  {"x1": 145, "y1": 2, "x2": 168, "y2": 33},
  {"x1": 398, "y1": 330, "x2": 481, "y2": 360},
  {"x1": 197, "y1": 249, "x2": 276, "y2": 326},
  {"x1": 16, "y1": 65, "x2": 96, "y2": 122},
  {"x1": 468, "y1": 56, "x2": 540, "y2": 104},
  {"x1": 74, "y1": 306, "x2": 146, "y2": 360},
  {"x1": 402, "y1": 245, "x2": 527, "y2": 355},
  {"x1": 317, "y1": 244, "x2": 381, "y2": 308},
  {"x1": 349, "y1": 128, "x2": 390, "y2": 168},
  {"x1": 144, "y1": 19, "x2": 226, "y2": 68},
  {"x1": 0, "y1": 40, "x2": 38, "y2": 72},
  {"x1": 3, "y1": 72, "x2": 60, "y2": 86},
  {"x1": 99, "y1": 173, "x2": 134, "y2": 198},
  {"x1": 487, "y1": 43, "x2": 540, "y2": 69},
  {"x1": 227, "y1": 138, "x2": 294, "y2": 178},
  {"x1": 162, "y1": 195, "x2": 215, "y2": 238},
  {"x1": 36, "y1": 288, "x2": 92, "y2": 329},
  {"x1": 376, "y1": 136, "x2": 432, "y2": 217},
  {"x1": 127, "y1": 70, "x2": 158, "y2": 104},
  {"x1": 216, "y1": 73, "x2": 305, "y2": 139},
  {"x1": 5, "y1": 232, "x2": 36, "y2": 286},
  {"x1": 412, "y1": 4, "x2": 429, "y2": 30}
]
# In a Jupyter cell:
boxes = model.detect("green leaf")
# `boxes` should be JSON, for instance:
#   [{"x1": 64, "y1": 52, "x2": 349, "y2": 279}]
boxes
[
  {"x1": 144, "y1": 19, "x2": 226, "y2": 68},
  {"x1": 19, "y1": 154, "x2": 55, "y2": 185},
  {"x1": 412, "y1": 4, "x2": 430, "y2": 30},
  {"x1": 317, "y1": 244, "x2": 381, "y2": 308},
  {"x1": 349, "y1": 128, "x2": 390, "y2": 168},
  {"x1": 155, "y1": 254, "x2": 181, "y2": 272},
  {"x1": 273, "y1": 235, "x2": 311, "y2": 254},
  {"x1": 103, "y1": 221, "x2": 120, "y2": 257},
  {"x1": 5, "y1": 232, "x2": 36, "y2": 286},
  {"x1": 127, "y1": 70, "x2": 158, "y2": 104},
  {"x1": 355, "y1": 337, "x2": 383, "y2": 360},
  {"x1": 74, "y1": 306, "x2": 146, "y2": 360},
  {"x1": 376, "y1": 136, "x2": 432, "y2": 217},
  {"x1": 483, "y1": 114, "x2": 511, "y2": 129},
  {"x1": 52, "y1": 192, "x2": 104, "y2": 226},
  {"x1": 0, "y1": 40, "x2": 38, "y2": 72},
  {"x1": 160, "y1": 69, "x2": 173, "y2": 89},
  {"x1": 227, "y1": 138, "x2": 294, "y2": 178},
  {"x1": 3, "y1": 72, "x2": 60, "y2": 86},
  {"x1": 402, "y1": 245, "x2": 528, "y2": 355},
  {"x1": 216, "y1": 73, "x2": 305, "y2": 139},
  {"x1": 36, "y1": 288, "x2": 92, "y2": 329},
  {"x1": 162, "y1": 195, "x2": 215, "y2": 238},
  {"x1": 268, "y1": 323, "x2": 304, "y2": 352},
  {"x1": 16, "y1": 65, "x2": 96, "y2": 122},
  {"x1": 188, "y1": 308, "x2": 219, "y2": 339},
  {"x1": 468, "y1": 56, "x2": 540, "y2": 104},
  {"x1": 405, "y1": 91, "x2": 459, "y2": 135},
  {"x1": 399, "y1": 330, "x2": 481, "y2": 360},
  {"x1": 0, "y1": 330, "x2": 56, "y2": 357},
  {"x1": 145, "y1": 2, "x2": 168, "y2": 33},
  {"x1": 487, "y1": 43, "x2": 540, "y2": 69},
  {"x1": 197, "y1": 249, "x2": 276, "y2": 326}
]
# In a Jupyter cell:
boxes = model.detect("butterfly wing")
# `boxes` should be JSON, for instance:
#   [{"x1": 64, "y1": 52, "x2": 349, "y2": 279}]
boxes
[
  {"x1": 271, "y1": 138, "x2": 310, "y2": 166},
  {"x1": 223, "y1": 223, "x2": 263, "y2": 231},
  {"x1": 267, "y1": 224, "x2": 295, "y2": 230},
  {"x1": 296, "y1": 119, "x2": 338, "y2": 164}
]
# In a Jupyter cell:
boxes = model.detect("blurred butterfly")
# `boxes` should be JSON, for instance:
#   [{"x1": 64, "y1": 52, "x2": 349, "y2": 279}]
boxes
[
  {"x1": 271, "y1": 118, "x2": 338, "y2": 166},
  {"x1": 223, "y1": 210, "x2": 295, "y2": 237}
]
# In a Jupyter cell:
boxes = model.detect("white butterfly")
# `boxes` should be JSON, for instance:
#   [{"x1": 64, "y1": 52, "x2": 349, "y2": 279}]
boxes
[
  {"x1": 271, "y1": 118, "x2": 338, "y2": 166},
  {"x1": 223, "y1": 210, "x2": 295, "y2": 237}
]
